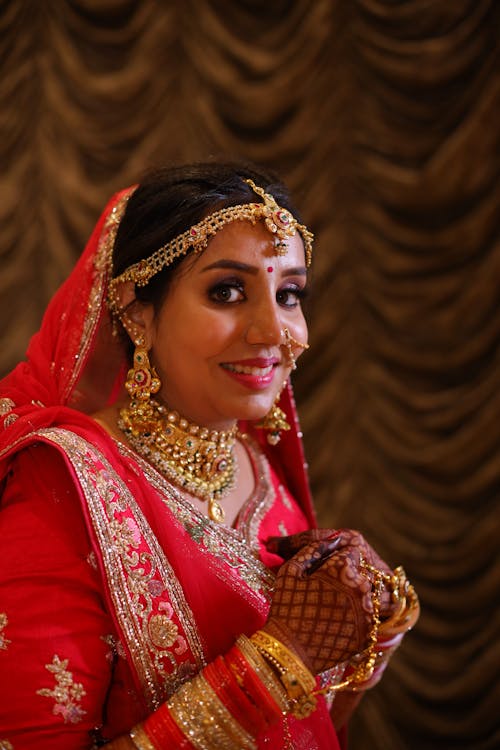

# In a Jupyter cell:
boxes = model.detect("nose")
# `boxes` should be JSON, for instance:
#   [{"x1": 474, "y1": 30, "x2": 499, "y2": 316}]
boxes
[{"x1": 245, "y1": 294, "x2": 283, "y2": 347}]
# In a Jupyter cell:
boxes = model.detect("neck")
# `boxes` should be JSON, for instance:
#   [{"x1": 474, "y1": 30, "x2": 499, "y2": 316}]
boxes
[{"x1": 117, "y1": 396, "x2": 238, "y2": 523}]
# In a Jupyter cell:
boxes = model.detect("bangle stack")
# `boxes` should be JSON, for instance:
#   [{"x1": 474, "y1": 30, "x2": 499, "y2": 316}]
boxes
[
  {"x1": 319, "y1": 560, "x2": 420, "y2": 696},
  {"x1": 129, "y1": 563, "x2": 419, "y2": 747},
  {"x1": 250, "y1": 630, "x2": 318, "y2": 719}
]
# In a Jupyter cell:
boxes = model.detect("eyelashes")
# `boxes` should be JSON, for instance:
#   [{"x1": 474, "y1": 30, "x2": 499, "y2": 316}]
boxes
[
  {"x1": 208, "y1": 278, "x2": 308, "y2": 308},
  {"x1": 276, "y1": 285, "x2": 308, "y2": 308},
  {"x1": 208, "y1": 279, "x2": 245, "y2": 304}
]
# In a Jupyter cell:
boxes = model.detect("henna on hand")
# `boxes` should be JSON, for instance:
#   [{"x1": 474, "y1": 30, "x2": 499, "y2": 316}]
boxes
[
  {"x1": 265, "y1": 538, "x2": 374, "y2": 674},
  {"x1": 265, "y1": 529, "x2": 399, "y2": 621}
]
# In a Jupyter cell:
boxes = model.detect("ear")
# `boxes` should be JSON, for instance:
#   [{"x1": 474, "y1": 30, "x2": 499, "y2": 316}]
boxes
[{"x1": 117, "y1": 281, "x2": 155, "y2": 347}]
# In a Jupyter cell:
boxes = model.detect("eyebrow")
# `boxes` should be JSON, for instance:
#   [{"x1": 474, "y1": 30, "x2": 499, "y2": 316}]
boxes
[{"x1": 201, "y1": 259, "x2": 307, "y2": 276}]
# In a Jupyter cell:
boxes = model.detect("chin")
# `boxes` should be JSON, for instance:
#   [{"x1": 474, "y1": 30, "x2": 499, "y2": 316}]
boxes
[{"x1": 236, "y1": 400, "x2": 275, "y2": 424}]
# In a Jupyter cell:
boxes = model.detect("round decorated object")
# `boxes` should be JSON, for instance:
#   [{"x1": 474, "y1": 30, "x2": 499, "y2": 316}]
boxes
[{"x1": 273, "y1": 208, "x2": 293, "y2": 230}]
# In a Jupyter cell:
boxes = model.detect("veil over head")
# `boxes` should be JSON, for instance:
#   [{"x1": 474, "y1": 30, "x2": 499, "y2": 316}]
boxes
[
  {"x1": 0, "y1": 189, "x2": 133, "y2": 449},
  {"x1": 0, "y1": 185, "x2": 314, "y2": 522}
]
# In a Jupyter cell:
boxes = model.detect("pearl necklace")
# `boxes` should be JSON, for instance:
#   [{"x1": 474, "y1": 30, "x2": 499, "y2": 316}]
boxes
[{"x1": 118, "y1": 398, "x2": 237, "y2": 523}]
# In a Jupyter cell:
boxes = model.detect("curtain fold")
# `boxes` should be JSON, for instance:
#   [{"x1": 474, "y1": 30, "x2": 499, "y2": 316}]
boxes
[{"x1": 0, "y1": 1, "x2": 498, "y2": 747}]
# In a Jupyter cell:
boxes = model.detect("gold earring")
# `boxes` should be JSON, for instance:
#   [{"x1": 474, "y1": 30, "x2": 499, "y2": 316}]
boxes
[
  {"x1": 122, "y1": 340, "x2": 161, "y2": 434},
  {"x1": 256, "y1": 383, "x2": 291, "y2": 445},
  {"x1": 282, "y1": 328, "x2": 309, "y2": 370}
]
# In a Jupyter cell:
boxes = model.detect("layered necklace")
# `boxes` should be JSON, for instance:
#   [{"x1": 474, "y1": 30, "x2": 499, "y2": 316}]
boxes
[{"x1": 118, "y1": 397, "x2": 238, "y2": 523}]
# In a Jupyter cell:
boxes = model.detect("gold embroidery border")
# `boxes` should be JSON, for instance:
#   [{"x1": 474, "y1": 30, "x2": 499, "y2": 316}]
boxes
[
  {"x1": 63, "y1": 191, "x2": 133, "y2": 404},
  {"x1": 38, "y1": 427, "x2": 206, "y2": 710}
]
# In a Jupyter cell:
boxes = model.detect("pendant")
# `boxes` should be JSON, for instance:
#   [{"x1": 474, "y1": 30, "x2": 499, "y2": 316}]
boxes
[{"x1": 209, "y1": 498, "x2": 225, "y2": 523}]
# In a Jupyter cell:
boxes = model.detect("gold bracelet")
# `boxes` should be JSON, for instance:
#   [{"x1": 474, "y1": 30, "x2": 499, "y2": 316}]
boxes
[
  {"x1": 379, "y1": 567, "x2": 420, "y2": 637},
  {"x1": 129, "y1": 724, "x2": 156, "y2": 750},
  {"x1": 316, "y1": 557, "x2": 419, "y2": 699},
  {"x1": 250, "y1": 630, "x2": 318, "y2": 718}
]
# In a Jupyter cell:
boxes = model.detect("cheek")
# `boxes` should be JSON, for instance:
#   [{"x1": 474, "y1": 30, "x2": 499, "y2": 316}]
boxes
[{"x1": 199, "y1": 312, "x2": 241, "y2": 354}]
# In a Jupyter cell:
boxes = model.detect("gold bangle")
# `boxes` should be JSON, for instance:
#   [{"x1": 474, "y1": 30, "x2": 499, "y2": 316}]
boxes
[
  {"x1": 378, "y1": 566, "x2": 420, "y2": 637},
  {"x1": 167, "y1": 672, "x2": 256, "y2": 750},
  {"x1": 129, "y1": 724, "x2": 156, "y2": 750},
  {"x1": 236, "y1": 634, "x2": 290, "y2": 712},
  {"x1": 250, "y1": 630, "x2": 317, "y2": 718}
]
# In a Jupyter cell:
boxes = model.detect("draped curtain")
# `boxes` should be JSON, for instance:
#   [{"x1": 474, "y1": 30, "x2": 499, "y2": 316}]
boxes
[{"x1": 1, "y1": 2, "x2": 499, "y2": 748}]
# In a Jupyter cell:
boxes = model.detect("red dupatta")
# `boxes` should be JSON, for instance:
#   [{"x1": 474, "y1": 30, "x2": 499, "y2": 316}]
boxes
[{"x1": 0, "y1": 189, "x2": 340, "y2": 749}]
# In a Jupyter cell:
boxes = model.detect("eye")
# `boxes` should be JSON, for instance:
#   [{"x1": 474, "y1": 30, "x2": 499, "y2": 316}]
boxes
[
  {"x1": 276, "y1": 284, "x2": 307, "y2": 308},
  {"x1": 208, "y1": 280, "x2": 245, "y2": 304}
]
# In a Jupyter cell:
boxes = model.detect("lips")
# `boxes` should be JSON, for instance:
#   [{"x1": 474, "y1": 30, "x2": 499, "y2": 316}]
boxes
[{"x1": 220, "y1": 357, "x2": 280, "y2": 389}]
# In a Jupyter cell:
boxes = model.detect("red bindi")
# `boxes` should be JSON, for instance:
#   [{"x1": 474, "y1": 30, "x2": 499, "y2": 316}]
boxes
[{"x1": 267, "y1": 266, "x2": 274, "y2": 273}]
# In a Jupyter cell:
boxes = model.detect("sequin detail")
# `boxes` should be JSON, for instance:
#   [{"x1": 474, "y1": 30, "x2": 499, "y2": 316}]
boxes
[
  {"x1": 37, "y1": 655, "x2": 86, "y2": 724},
  {"x1": 0, "y1": 613, "x2": 10, "y2": 650},
  {"x1": 0, "y1": 398, "x2": 15, "y2": 415}
]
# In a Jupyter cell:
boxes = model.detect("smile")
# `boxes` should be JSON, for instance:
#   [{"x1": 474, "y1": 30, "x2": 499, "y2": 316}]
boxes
[
  {"x1": 220, "y1": 359, "x2": 279, "y2": 391},
  {"x1": 222, "y1": 363, "x2": 274, "y2": 376}
]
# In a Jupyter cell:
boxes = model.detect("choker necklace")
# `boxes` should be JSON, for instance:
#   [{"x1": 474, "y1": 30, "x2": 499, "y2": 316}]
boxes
[{"x1": 118, "y1": 399, "x2": 237, "y2": 523}]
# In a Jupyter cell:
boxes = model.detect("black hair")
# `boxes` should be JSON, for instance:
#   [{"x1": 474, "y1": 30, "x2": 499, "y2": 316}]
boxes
[{"x1": 112, "y1": 159, "x2": 301, "y2": 312}]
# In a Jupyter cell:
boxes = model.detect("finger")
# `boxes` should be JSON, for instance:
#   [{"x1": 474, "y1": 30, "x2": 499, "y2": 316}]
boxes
[
  {"x1": 303, "y1": 536, "x2": 343, "y2": 576},
  {"x1": 280, "y1": 534, "x2": 342, "y2": 577},
  {"x1": 265, "y1": 529, "x2": 337, "y2": 560}
]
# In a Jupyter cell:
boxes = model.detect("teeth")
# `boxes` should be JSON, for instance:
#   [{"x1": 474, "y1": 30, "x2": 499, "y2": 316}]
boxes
[{"x1": 224, "y1": 364, "x2": 273, "y2": 376}]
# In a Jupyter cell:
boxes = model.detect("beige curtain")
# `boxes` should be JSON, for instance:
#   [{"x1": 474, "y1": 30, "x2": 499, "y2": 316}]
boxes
[{"x1": 1, "y1": 1, "x2": 499, "y2": 747}]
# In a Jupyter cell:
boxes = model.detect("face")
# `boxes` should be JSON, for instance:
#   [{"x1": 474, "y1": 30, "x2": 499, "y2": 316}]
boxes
[{"x1": 130, "y1": 220, "x2": 309, "y2": 430}]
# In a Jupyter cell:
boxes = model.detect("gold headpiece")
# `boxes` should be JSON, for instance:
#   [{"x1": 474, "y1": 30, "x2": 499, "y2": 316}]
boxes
[{"x1": 107, "y1": 178, "x2": 313, "y2": 316}]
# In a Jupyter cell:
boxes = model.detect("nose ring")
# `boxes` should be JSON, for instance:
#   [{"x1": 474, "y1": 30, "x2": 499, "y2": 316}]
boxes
[{"x1": 282, "y1": 328, "x2": 309, "y2": 370}]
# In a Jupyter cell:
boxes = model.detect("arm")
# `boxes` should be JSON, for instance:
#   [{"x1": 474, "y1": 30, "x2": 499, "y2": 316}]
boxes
[
  {"x1": 107, "y1": 531, "x2": 418, "y2": 749},
  {"x1": 0, "y1": 444, "x2": 127, "y2": 747}
]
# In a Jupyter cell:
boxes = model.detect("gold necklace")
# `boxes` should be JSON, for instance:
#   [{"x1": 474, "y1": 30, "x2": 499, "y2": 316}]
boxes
[{"x1": 118, "y1": 399, "x2": 237, "y2": 523}]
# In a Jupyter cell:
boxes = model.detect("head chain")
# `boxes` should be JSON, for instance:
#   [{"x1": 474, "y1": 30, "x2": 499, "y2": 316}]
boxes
[{"x1": 107, "y1": 178, "x2": 313, "y2": 316}]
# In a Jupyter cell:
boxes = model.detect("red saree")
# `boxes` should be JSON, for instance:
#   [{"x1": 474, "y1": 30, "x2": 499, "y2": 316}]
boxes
[{"x1": 0, "y1": 191, "x2": 341, "y2": 749}]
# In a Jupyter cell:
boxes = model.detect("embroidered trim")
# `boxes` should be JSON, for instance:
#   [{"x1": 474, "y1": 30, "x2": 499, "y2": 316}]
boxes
[
  {"x1": 0, "y1": 739, "x2": 14, "y2": 749},
  {"x1": 233, "y1": 436, "x2": 275, "y2": 549},
  {"x1": 278, "y1": 520, "x2": 289, "y2": 536},
  {"x1": 63, "y1": 191, "x2": 133, "y2": 403},
  {"x1": 37, "y1": 655, "x2": 86, "y2": 724},
  {"x1": 0, "y1": 613, "x2": 11, "y2": 650},
  {"x1": 117, "y1": 438, "x2": 275, "y2": 607},
  {"x1": 38, "y1": 428, "x2": 205, "y2": 710},
  {"x1": 278, "y1": 483, "x2": 293, "y2": 511}
]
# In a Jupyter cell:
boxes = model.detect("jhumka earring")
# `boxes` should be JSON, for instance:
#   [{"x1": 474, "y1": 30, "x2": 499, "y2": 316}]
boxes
[
  {"x1": 123, "y1": 339, "x2": 162, "y2": 433},
  {"x1": 257, "y1": 383, "x2": 291, "y2": 446}
]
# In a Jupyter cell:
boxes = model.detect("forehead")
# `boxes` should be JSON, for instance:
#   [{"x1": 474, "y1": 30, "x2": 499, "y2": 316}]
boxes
[{"x1": 189, "y1": 219, "x2": 307, "y2": 269}]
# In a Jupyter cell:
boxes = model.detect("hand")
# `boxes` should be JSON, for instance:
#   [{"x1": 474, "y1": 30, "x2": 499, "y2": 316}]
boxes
[
  {"x1": 266, "y1": 529, "x2": 398, "y2": 621},
  {"x1": 263, "y1": 530, "x2": 398, "y2": 674}
]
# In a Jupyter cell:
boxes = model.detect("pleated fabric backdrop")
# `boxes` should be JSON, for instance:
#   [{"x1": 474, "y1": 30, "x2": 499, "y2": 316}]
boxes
[{"x1": 0, "y1": 2, "x2": 499, "y2": 748}]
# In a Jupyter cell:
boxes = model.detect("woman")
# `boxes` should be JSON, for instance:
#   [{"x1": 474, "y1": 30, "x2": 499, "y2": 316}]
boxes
[{"x1": 0, "y1": 162, "x2": 418, "y2": 749}]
